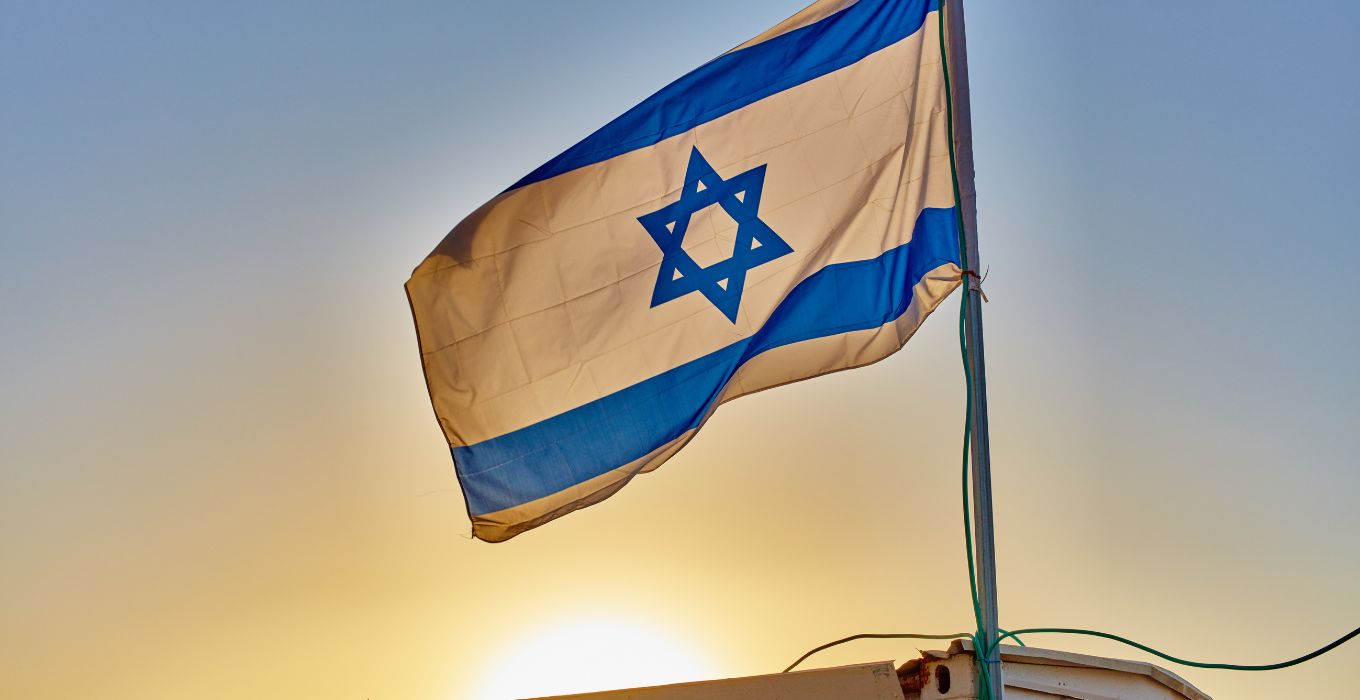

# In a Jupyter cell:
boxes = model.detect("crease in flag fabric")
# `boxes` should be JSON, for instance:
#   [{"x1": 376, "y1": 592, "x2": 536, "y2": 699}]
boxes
[{"x1": 406, "y1": 0, "x2": 966, "y2": 541}]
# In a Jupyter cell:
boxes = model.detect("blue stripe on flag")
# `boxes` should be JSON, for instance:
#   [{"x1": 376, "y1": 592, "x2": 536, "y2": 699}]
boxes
[
  {"x1": 506, "y1": 0, "x2": 938, "y2": 192},
  {"x1": 454, "y1": 206, "x2": 960, "y2": 516}
]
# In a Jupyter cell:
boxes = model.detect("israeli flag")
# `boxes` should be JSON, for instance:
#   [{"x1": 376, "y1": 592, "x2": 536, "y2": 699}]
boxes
[{"x1": 407, "y1": 0, "x2": 968, "y2": 541}]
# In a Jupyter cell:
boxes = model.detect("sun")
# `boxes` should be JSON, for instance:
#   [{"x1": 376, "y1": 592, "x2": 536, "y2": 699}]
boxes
[{"x1": 468, "y1": 615, "x2": 718, "y2": 699}]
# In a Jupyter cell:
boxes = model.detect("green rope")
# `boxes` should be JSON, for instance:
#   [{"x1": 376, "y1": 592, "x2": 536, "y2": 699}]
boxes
[
  {"x1": 782, "y1": 633, "x2": 971, "y2": 673},
  {"x1": 779, "y1": 624, "x2": 1360, "y2": 681},
  {"x1": 935, "y1": 2, "x2": 993, "y2": 698},
  {"x1": 986, "y1": 626, "x2": 1360, "y2": 672}
]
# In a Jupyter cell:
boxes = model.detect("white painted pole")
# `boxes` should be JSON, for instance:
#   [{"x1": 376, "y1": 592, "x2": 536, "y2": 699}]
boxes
[{"x1": 941, "y1": 1, "x2": 1003, "y2": 697}]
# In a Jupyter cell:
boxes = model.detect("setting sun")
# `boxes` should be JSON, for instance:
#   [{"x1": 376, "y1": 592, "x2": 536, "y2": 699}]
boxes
[{"x1": 468, "y1": 616, "x2": 718, "y2": 699}]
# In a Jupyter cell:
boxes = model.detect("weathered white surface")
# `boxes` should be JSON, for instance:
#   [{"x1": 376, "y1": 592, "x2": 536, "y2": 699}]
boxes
[
  {"x1": 529, "y1": 643, "x2": 1213, "y2": 700},
  {"x1": 906, "y1": 641, "x2": 1212, "y2": 700},
  {"x1": 527, "y1": 661, "x2": 906, "y2": 700}
]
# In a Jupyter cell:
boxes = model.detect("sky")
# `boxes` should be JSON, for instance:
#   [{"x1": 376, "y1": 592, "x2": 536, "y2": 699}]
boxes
[{"x1": 3, "y1": 1, "x2": 1358, "y2": 698}]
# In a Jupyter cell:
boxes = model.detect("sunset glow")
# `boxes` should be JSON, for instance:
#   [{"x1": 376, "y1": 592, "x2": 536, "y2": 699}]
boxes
[{"x1": 469, "y1": 617, "x2": 717, "y2": 699}]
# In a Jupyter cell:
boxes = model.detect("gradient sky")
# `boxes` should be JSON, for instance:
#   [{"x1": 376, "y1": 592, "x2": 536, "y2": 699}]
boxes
[{"x1": 3, "y1": 1, "x2": 1358, "y2": 698}]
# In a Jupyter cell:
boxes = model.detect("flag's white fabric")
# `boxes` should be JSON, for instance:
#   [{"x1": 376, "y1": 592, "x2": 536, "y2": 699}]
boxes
[{"x1": 407, "y1": 0, "x2": 966, "y2": 541}]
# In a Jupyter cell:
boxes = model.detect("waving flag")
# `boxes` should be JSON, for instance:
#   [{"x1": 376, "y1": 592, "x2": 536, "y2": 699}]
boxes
[{"x1": 407, "y1": 0, "x2": 968, "y2": 541}]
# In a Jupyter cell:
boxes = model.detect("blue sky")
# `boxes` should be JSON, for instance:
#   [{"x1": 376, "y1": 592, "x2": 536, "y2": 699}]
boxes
[{"x1": 3, "y1": 2, "x2": 1358, "y2": 698}]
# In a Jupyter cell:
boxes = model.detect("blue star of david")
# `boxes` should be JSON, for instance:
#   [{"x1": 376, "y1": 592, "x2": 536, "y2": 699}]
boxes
[{"x1": 637, "y1": 147, "x2": 794, "y2": 323}]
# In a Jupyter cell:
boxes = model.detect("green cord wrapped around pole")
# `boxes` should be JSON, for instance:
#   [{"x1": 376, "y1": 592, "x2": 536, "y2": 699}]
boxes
[{"x1": 938, "y1": 1, "x2": 1003, "y2": 697}]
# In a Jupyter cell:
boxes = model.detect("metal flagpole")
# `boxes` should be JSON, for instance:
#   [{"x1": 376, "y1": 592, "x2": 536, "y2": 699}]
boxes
[{"x1": 942, "y1": 1, "x2": 1004, "y2": 697}]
